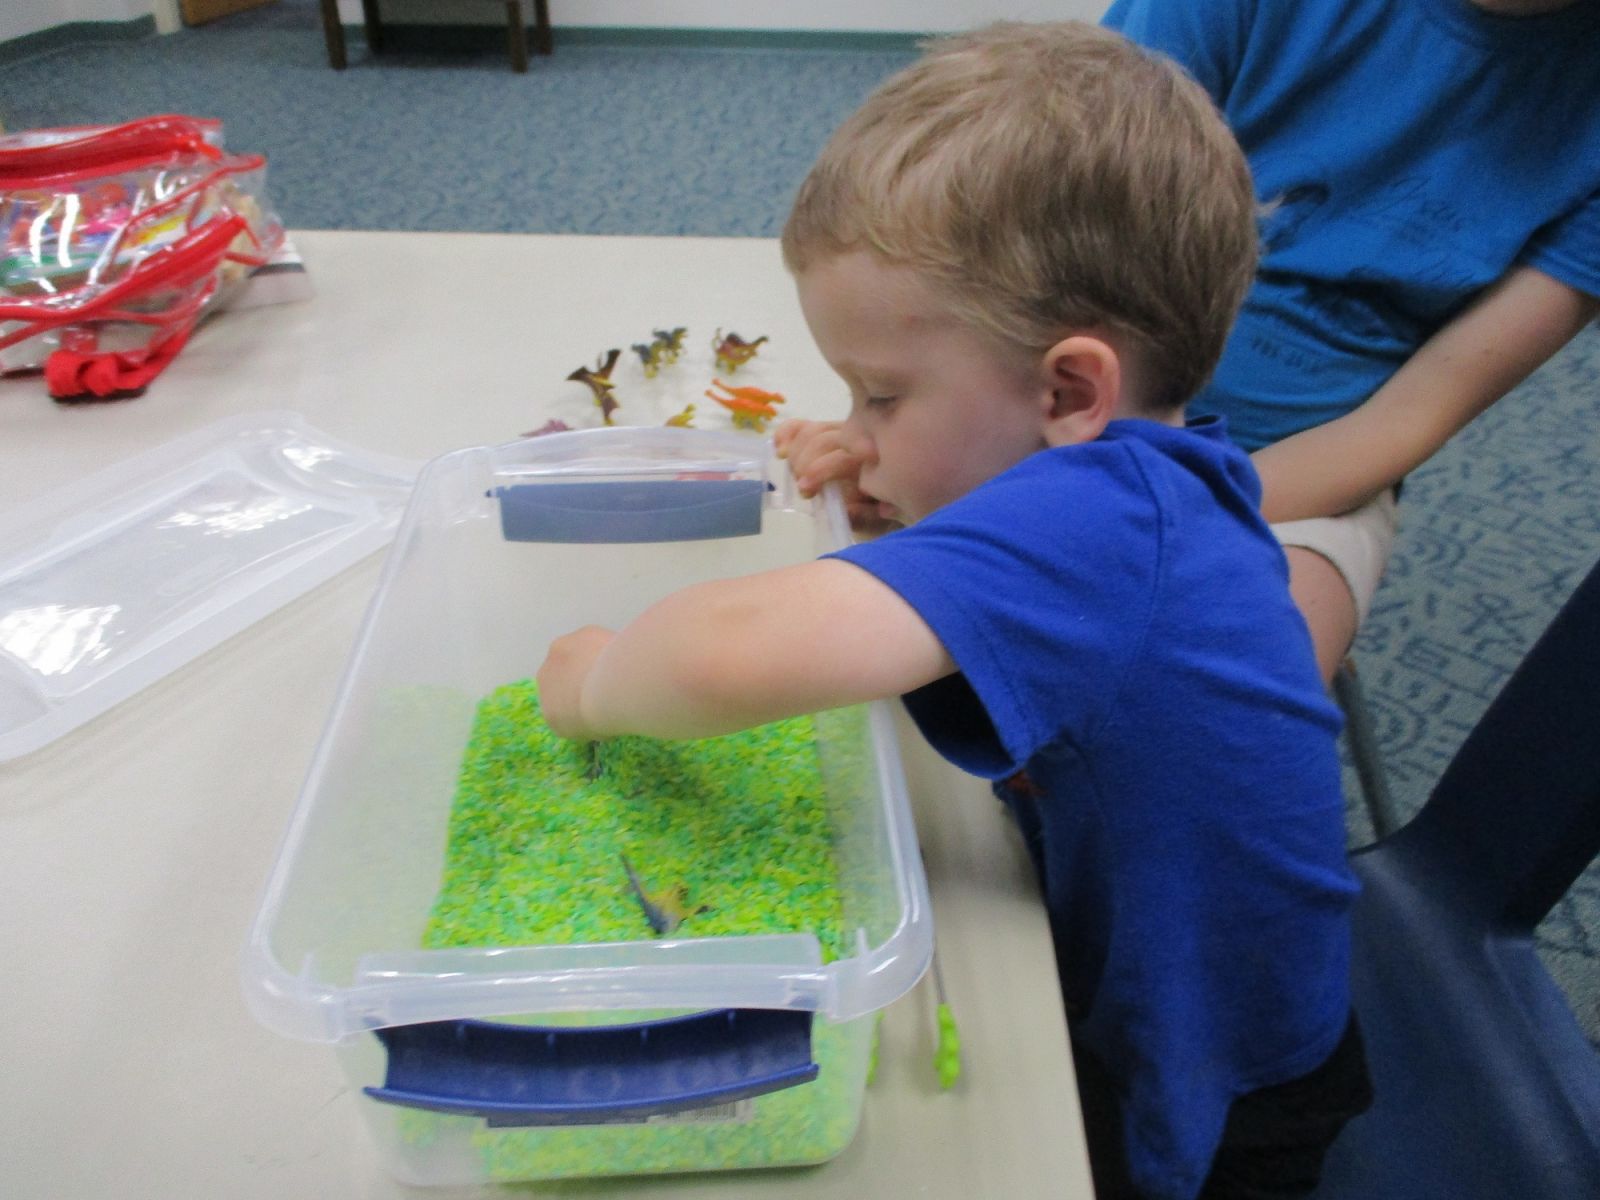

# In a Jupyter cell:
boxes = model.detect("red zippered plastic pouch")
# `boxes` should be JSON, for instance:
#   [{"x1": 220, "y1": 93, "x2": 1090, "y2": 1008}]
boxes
[{"x1": 0, "y1": 115, "x2": 284, "y2": 398}]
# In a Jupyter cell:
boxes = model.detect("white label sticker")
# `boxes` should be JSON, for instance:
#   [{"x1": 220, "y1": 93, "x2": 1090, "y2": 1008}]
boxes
[{"x1": 645, "y1": 1099, "x2": 755, "y2": 1126}]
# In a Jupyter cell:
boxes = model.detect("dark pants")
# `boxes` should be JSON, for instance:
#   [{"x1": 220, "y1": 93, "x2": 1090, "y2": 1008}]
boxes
[{"x1": 1075, "y1": 1016, "x2": 1374, "y2": 1200}]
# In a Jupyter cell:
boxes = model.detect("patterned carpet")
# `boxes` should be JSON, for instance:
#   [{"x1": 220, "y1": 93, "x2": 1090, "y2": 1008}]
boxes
[
  {"x1": 1351, "y1": 326, "x2": 1600, "y2": 1044},
  {"x1": 3, "y1": 1, "x2": 1596, "y2": 1043},
  {"x1": 1, "y1": 3, "x2": 910, "y2": 238}
]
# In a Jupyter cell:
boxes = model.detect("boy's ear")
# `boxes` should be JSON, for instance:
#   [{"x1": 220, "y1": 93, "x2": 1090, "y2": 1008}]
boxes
[{"x1": 1038, "y1": 335, "x2": 1122, "y2": 447}]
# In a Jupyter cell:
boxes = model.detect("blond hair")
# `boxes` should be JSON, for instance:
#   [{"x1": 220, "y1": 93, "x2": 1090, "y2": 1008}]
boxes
[{"x1": 781, "y1": 22, "x2": 1257, "y2": 409}]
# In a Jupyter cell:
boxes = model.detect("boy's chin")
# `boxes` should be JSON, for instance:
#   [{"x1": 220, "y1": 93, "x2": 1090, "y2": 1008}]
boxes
[
  {"x1": 866, "y1": 493, "x2": 912, "y2": 525},
  {"x1": 847, "y1": 493, "x2": 905, "y2": 535}
]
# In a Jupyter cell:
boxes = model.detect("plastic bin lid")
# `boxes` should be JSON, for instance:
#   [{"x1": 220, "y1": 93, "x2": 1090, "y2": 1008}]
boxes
[{"x1": 0, "y1": 411, "x2": 419, "y2": 762}]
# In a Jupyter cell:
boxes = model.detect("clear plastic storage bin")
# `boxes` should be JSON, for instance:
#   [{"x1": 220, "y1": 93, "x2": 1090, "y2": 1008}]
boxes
[{"x1": 242, "y1": 427, "x2": 932, "y2": 1187}]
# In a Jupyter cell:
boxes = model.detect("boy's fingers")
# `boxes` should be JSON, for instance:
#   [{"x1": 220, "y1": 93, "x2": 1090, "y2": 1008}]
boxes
[
  {"x1": 775, "y1": 418, "x2": 828, "y2": 455},
  {"x1": 788, "y1": 430, "x2": 843, "y2": 470},
  {"x1": 536, "y1": 625, "x2": 615, "y2": 739},
  {"x1": 793, "y1": 445, "x2": 862, "y2": 495},
  {"x1": 772, "y1": 419, "x2": 806, "y2": 454},
  {"x1": 776, "y1": 418, "x2": 844, "y2": 461}
]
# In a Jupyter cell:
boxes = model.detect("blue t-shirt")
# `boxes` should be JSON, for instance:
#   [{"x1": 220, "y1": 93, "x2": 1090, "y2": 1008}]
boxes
[
  {"x1": 830, "y1": 418, "x2": 1356, "y2": 1200},
  {"x1": 1105, "y1": 0, "x2": 1600, "y2": 450}
]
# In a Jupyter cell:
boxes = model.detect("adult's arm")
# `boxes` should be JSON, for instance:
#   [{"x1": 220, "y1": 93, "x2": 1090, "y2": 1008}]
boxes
[{"x1": 1251, "y1": 266, "x2": 1600, "y2": 523}]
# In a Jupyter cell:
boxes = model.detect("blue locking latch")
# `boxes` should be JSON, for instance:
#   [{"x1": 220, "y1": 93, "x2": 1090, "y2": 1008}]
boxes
[
  {"x1": 364, "y1": 1008, "x2": 818, "y2": 1127},
  {"x1": 492, "y1": 478, "x2": 767, "y2": 544}
]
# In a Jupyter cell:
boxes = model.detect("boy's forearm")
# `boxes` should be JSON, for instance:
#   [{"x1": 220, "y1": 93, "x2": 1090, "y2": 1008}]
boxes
[
  {"x1": 577, "y1": 584, "x2": 793, "y2": 738},
  {"x1": 1253, "y1": 267, "x2": 1598, "y2": 523},
  {"x1": 576, "y1": 561, "x2": 955, "y2": 740}
]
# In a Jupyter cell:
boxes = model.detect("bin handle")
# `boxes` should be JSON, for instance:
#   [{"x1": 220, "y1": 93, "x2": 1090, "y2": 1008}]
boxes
[
  {"x1": 491, "y1": 478, "x2": 767, "y2": 543},
  {"x1": 364, "y1": 1008, "x2": 817, "y2": 1127}
]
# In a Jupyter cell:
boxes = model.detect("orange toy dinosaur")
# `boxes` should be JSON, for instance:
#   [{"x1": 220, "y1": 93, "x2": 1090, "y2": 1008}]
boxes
[{"x1": 706, "y1": 378, "x2": 786, "y2": 431}]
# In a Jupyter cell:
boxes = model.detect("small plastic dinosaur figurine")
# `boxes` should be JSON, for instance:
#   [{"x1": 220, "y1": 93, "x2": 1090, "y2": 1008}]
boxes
[
  {"x1": 620, "y1": 855, "x2": 706, "y2": 936},
  {"x1": 711, "y1": 329, "x2": 768, "y2": 373},
  {"x1": 653, "y1": 326, "x2": 688, "y2": 363},
  {"x1": 706, "y1": 378, "x2": 785, "y2": 432},
  {"x1": 567, "y1": 348, "x2": 622, "y2": 424},
  {"x1": 632, "y1": 340, "x2": 666, "y2": 378},
  {"x1": 522, "y1": 417, "x2": 573, "y2": 438},
  {"x1": 709, "y1": 380, "x2": 785, "y2": 407},
  {"x1": 664, "y1": 403, "x2": 697, "y2": 428},
  {"x1": 712, "y1": 397, "x2": 776, "y2": 432},
  {"x1": 632, "y1": 328, "x2": 688, "y2": 377}
]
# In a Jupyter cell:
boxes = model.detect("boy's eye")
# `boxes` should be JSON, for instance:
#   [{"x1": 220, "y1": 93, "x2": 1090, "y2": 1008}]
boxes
[{"x1": 865, "y1": 395, "x2": 898, "y2": 410}]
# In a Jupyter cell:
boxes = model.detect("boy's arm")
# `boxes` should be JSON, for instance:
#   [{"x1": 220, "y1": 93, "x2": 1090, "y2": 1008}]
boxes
[
  {"x1": 1250, "y1": 266, "x2": 1600, "y2": 524},
  {"x1": 537, "y1": 559, "x2": 955, "y2": 741}
]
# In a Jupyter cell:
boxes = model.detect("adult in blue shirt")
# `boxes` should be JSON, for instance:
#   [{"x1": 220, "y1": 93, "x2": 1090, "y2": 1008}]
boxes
[{"x1": 1105, "y1": 0, "x2": 1600, "y2": 680}]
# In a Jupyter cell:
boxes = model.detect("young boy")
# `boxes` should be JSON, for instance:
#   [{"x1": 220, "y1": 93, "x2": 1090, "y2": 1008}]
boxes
[{"x1": 537, "y1": 23, "x2": 1370, "y2": 1200}]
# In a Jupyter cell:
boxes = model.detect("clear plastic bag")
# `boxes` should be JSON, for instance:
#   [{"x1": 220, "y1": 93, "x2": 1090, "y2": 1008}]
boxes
[{"x1": 0, "y1": 114, "x2": 285, "y2": 399}]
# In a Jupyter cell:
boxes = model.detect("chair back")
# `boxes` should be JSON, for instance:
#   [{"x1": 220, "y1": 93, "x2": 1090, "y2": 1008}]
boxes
[{"x1": 1313, "y1": 558, "x2": 1600, "y2": 1199}]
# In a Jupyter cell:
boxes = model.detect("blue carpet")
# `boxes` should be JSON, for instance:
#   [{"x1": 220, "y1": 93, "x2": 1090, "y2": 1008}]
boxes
[
  {"x1": 4, "y1": 1, "x2": 1597, "y2": 1044},
  {"x1": 0, "y1": 3, "x2": 912, "y2": 237}
]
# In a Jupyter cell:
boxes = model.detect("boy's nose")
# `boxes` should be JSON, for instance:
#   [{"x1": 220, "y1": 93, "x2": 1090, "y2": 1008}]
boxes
[{"x1": 839, "y1": 418, "x2": 876, "y2": 463}]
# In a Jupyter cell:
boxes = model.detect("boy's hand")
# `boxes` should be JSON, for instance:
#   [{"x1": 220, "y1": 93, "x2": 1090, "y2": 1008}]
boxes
[
  {"x1": 774, "y1": 419, "x2": 858, "y2": 497},
  {"x1": 773, "y1": 418, "x2": 900, "y2": 535},
  {"x1": 536, "y1": 625, "x2": 615, "y2": 740}
]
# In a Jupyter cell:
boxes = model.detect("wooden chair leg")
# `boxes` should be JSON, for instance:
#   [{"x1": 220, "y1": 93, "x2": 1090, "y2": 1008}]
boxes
[
  {"x1": 318, "y1": 0, "x2": 347, "y2": 68},
  {"x1": 506, "y1": 0, "x2": 529, "y2": 72},
  {"x1": 360, "y1": 0, "x2": 385, "y2": 54},
  {"x1": 533, "y1": 0, "x2": 553, "y2": 55}
]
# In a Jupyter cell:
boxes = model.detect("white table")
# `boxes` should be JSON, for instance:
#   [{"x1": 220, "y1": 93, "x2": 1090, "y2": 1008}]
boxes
[{"x1": 0, "y1": 231, "x2": 1091, "y2": 1199}]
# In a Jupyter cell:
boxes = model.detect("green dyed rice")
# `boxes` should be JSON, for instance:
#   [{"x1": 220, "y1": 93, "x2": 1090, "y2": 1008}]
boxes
[
  {"x1": 424, "y1": 679, "x2": 846, "y2": 959},
  {"x1": 409, "y1": 680, "x2": 867, "y2": 1182}
]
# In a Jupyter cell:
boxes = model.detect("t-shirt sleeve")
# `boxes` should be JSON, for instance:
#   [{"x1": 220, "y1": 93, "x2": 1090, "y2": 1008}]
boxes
[
  {"x1": 826, "y1": 456, "x2": 1162, "y2": 779},
  {"x1": 1101, "y1": 0, "x2": 1257, "y2": 105},
  {"x1": 1522, "y1": 186, "x2": 1600, "y2": 301}
]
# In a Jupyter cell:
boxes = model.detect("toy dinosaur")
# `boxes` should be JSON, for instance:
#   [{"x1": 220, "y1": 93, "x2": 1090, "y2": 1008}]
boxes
[
  {"x1": 711, "y1": 329, "x2": 768, "y2": 373},
  {"x1": 567, "y1": 348, "x2": 622, "y2": 424},
  {"x1": 620, "y1": 854, "x2": 708, "y2": 936},
  {"x1": 652, "y1": 326, "x2": 688, "y2": 363},
  {"x1": 664, "y1": 403, "x2": 697, "y2": 428},
  {"x1": 709, "y1": 380, "x2": 785, "y2": 407},
  {"x1": 706, "y1": 378, "x2": 785, "y2": 432},
  {"x1": 631, "y1": 327, "x2": 689, "y2": 378},
  {"x1": 632, "y1": 341, "x2": 666, "y2": 378},
  {"x1": 522, "y1": 417, "x2": 573, "y2": 438}
]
